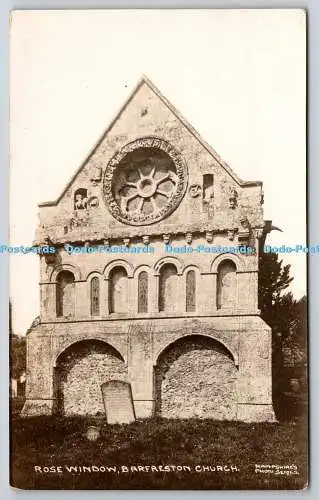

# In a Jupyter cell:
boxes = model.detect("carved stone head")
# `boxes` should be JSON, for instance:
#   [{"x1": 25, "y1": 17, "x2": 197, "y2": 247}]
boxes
[
  {"x1": 163, "y1": 234, "x2": 171, "y2": 245},
  {"x1": 185, "y1": 232, "x2": 193, "y2": 244},
  {"x1": 142, "y1": 235, "x2": 150, "y2": 246}
]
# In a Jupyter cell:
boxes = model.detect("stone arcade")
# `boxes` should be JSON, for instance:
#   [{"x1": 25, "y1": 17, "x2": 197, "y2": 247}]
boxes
[{"x1": 22, "y1": 77, "x2": 276, "y2": 422}]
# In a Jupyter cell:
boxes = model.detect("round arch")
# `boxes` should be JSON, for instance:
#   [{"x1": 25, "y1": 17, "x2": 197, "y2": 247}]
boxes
[
  {"x1": 133, "y1": 264, "x2": 152, "y2": 278},
  {"x1": 53, "y1": 336, "x2": 127, "y2": 367},
  {"x1": 103, "y1": 259, "x2": 134, "y2": 278},
  {"x1": 181, "y1": 264, "x2": 201, "y2": 276},
  {"x1": 85, "y1": 270, "x2": 104, "y2": 281},
  {"x1": 154, "y1": 256, "x2": 183, "y2": 276},
  {"x1": 210, "y1": 253, "x2": 244, "y2": 274},
  {"x1": 50, "y1": 263, "x2": 82, "y2": 282},
  {"x1": 154, "y1": 332, "x2": 238, "y2": 367},
  {"x1": 53, "y1": 338, "x2": 127, "y2": 417},
  {"x1": 153, "y1": 333, "x2": 238, "y2": 419}
]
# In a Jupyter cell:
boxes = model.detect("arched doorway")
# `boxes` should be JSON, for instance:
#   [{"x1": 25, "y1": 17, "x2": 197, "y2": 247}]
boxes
[
  {"x1": 154, "y1": 335, "x2": 237, "y2": 420},
  {"x1": 53, "y1": 340, "x2": 127, "y2": 416}
]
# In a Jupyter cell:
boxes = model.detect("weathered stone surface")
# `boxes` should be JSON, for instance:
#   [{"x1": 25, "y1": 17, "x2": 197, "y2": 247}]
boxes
[
  {"x1": 35, "y1": 80, "x2": 264, "y2": 245},
  {"x1": 102, "y1": 380, "x2": 135, "y2": 424},
  {"x1": 237, "y1": 404, "x2": 277, "y2": 423},
  {"x1": 53, "y1": 340, "x2": 127, "y2": 416},
  {"x1": 155, "y1": 336, "x2": 237, "y2": 419},
  {"x1": 23, "y1": 77, "x2": 275, "y2": 422},
  {"x1": 21, "y1": 399, "x2": 52, "y2": 417}
]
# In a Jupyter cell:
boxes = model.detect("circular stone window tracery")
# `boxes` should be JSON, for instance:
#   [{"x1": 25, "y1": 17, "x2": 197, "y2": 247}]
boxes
[{"x1": 103, "y1": 137, "x2": 188, "y2": 225}]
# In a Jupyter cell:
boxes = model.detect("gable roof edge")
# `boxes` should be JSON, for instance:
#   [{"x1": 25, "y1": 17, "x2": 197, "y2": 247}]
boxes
[
  {"x1": 38, "y1": 77, "x2": 147, "y2": 207},
  {"x1": 39, "y1": 75, "x2": 262, "y2": 208},
  {"x1": 141, "y1": 76, "x2": 262, "y2": 189}
]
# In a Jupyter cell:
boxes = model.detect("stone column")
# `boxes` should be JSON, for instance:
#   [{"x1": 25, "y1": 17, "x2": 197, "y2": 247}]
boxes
[
  {"x1": 179, "y1": 272, "x2": 186, "y2": 314},
  {"x1": 128, "y1": 325, "x2": 154, "y2": 418},
  {"x1": 75, "y1": 281, "x2": 89, "y2": 318},
  {"x1": 39, "y1": 282, "x2": 56, "y2": 321},
  {"x1": 237, "y1": 325, "x2": 276, "y2": 422},
  {"x1": 152, "y1": 275, "x2": 159, "y2": 313},
  {"x1": 199, "y1": 273, "x2": 208, "y2": 314},
  {"x1": 104, "y1": 277, "x2": 110, "y2": 315},
  {"x1": 127, "y1": 277, "x2": 135, "y2": 314},
  {"x1": 200, "y1": 273, "x2": 216, "y2": 314},
  {"x1": 236, "y1": 273, "x2": 247, "y2": 311},
  {"x1": 100, "y1": 277, "x2": 108, "y2": 317},
  {"x1": 237, "y1": 272, "x2": 258, "y2": 313},
  {"x1": 131, "y1": 274, "x2": 139, "y2": 314},
  {"x1": 249, "y1": 271, "x2": 259, "y2": 312}
]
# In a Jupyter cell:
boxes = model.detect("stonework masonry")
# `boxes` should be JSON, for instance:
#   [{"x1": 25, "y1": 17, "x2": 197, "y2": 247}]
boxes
[
  {"x1": 154, "y1": 336, "x2": 238, "y2": 419},
  {"x1": 22, "y1": 77, "x2": 276, "y2": 422}
]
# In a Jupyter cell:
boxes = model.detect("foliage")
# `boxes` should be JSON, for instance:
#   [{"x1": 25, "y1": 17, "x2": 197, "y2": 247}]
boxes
[
  {"x1": 10, "y1": 334, "x2": 26, "y2": 379},
  {"x1": 258, "y1": 252, "x2": 294, "y2": 328},
  {"x1": 258, "y1": 252, "x2": 307, "y2": 418},
  {"x1": 259, "y1": 251, "x2": 307, "y2": 350}
]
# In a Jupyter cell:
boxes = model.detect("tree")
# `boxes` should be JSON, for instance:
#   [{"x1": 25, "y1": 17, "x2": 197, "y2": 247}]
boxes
[
  {"x1": 9, "y1": 300, "x2": 26, "y2": 380},
  {"x1": 258, "y1": 252, "x2": 294, "y2": 330},
  {"x1": 258, "y1": 252, "x2": 307, "y2": 419},
  {"x1": 10, "y1": 335, "x2": 26, "y2": 379}
]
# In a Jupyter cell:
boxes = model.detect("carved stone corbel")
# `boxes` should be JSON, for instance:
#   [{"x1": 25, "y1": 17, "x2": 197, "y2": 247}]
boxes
[
  {"x1": 238, "y1": 216, "x2": 250, "y2": 244},
  {"x1": 142, "y1": 235, "x2": 150, "y2": 246},
  {"x1": 185, "y1": 232, "x2": 193, "y2": 245},
  {"x1": 206, "y1": 231, "x2": 213, "y2": 243},
  {"x1": 228, "y1": 230, "x2": 235, "y2": 241}
]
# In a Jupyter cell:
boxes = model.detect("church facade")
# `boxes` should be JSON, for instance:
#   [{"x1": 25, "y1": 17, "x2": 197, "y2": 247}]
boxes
[{"x1": 22, "y1": 77, "x2": 276, "y2": 422}]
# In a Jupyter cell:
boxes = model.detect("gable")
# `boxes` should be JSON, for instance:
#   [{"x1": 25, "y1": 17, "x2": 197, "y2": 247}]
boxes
[{"x1": 36, "y1": 77, "x2": 264, "y2": 244}]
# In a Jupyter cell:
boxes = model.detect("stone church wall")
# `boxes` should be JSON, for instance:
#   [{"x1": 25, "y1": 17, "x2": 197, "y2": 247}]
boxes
[
  {"x1": 22, "y1": 78, "x2": 275, "y2": 422},
  {"x1": 53, "y1": 340, "x2": 128, "y2": 416},
  {"x1": 154, "y1": 335, "x2": 237, "y2": 419},
  {"x1": 35, "y1": 81, "x2": 264, "y2": 246}
]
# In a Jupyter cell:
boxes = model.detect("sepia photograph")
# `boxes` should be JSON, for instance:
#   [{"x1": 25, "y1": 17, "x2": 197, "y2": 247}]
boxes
[{"x1": 9, "y1": 9, "x2": 307, "y2": 490}]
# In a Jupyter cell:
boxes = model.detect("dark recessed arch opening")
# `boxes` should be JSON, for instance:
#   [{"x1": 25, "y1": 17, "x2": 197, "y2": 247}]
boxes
[
  {"x1": 53, "y1": 339, "x2": 126, "y2": 416},
  {"x1": 154, "y1": 335, "x2": 237, "y2": 420}
]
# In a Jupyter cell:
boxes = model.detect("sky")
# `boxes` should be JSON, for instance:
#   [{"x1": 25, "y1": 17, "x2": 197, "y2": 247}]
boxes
[{"x1": 9, "y1": 9, "x2": 306, "y2": 336}]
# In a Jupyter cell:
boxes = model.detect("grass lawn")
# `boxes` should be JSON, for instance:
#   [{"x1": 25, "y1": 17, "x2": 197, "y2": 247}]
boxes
[{"x1": 10, "y1": 415, "x2": 307, "y2": 490}]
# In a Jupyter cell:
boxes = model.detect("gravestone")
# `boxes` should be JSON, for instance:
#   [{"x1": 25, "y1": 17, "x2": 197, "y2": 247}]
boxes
[{"x1": 101, "y1": 380, "x2": 135, "y2": 424}]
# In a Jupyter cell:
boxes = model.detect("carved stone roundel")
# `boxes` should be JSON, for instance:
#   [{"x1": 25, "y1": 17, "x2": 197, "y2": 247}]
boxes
[{"x1": 103, "y1": 137, "x2": 188, "y2": 226}]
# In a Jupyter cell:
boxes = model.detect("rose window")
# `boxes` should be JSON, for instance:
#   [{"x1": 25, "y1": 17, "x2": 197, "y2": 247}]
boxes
[
  {"x1": 104, "y1": 138, "x2": 187, "y2": 225},
  {"x1": 114, "y1": 149, "x2": 178, "y2": 216}
]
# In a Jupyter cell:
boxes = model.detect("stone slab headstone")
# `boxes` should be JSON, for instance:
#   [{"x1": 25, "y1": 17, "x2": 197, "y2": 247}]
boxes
[{"x1": 101, "y1": 380, "x2": 135, "y2": 424}]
